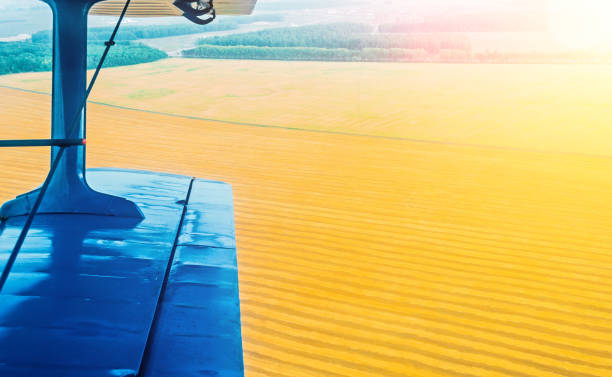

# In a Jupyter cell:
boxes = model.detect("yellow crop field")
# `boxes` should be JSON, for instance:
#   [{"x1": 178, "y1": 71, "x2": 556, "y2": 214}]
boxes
[
  {"x1": 1, "y1": 59, "x2": 612, "y2": 377},
  {"x1": 5, "y1": 58, "x2": 612, "y2": 155}
]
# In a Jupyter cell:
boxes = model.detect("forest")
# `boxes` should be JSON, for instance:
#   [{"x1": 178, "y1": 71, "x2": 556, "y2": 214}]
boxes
[
  {"x1": 0, "y1": 40, "x2": 167, "y2": 75},
  {"x1": 185, "y1": 23, "x2": 472, "y2": 62},
  {"x1": 186, "y1": 22, "x2": 608, "y2": 63},
  {"x1": 198, "y1": 23, "x2": 471, "y2": 52},
  {"x1": 1, "y1": 13, "x2": 286, "y2": 75},
  {"x1": 0, "y1": 42, "x2": 51, "y2": 75}
]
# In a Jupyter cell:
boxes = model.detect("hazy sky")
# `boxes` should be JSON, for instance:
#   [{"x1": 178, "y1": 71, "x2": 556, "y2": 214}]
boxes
[
  {"x1": 3, "y1": 0, "x2": 611, "y2": 50},
  {"x1": 0, "y1": 0, "x2": 39, "y2": 10},
  {"x1": 3, "y1": 0, "x2": 607, "y2": 50},
  {"x1": 0, "y1": 0, "x2": 542, "y2": 11}
]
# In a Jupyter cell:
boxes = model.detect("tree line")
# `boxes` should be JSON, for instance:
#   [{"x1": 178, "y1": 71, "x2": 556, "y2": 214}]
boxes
[
  {"x1": 184, "y1": 23, "x2": 472, "y2": 62},
  {"x1": 185, "y1": 22, "x2": 612, "y2": 63},
  {"x1": 183, "y1": 45, "x2": 474, "y2": 63},
  {"x1": 197, "y1": 23, "x2": 471, "y2": 52},
  {"x1": 198, "y1": 23, "x2": 470, "y2": 53},
  {"x1": 184, "y1": 43, "x2": 612, "y2": 64}
]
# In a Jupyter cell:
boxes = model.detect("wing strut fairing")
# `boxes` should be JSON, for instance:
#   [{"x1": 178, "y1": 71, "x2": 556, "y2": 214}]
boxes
[
  {"x1": 0, "y1": 0, "x2": 143, "y2": 220},
  {"x1": 0, "y1": 0, "x2": 258, "y2": 218}
]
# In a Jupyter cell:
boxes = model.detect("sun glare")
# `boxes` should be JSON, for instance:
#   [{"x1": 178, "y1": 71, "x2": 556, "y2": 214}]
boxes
[{"x1": 549, "y1": 0, "x2": 612, "y2": 50}]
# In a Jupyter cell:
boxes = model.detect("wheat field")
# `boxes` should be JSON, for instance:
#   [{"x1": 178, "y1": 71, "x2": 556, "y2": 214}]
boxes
[{"x1": 1, "y1": 59, "x2": 612, "y2": 377}]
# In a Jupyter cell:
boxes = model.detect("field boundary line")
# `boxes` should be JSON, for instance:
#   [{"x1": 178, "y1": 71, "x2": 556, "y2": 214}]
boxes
[{"x1": 2, "y1": 84, "x2": 612, "y2": 160}]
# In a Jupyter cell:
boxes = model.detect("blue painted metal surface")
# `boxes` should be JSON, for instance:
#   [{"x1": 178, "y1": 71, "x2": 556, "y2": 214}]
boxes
[
  {"x1": 141, "y1": 180, "x2": 244, "y2": 377},
  {"x1": 0, "y1": 139, "x2": 85, "y2": 148},
  {"x1": 0, "y1": 0, "x2": 142, "y2": 219},
  {"x1": 0, "y1": 169, "x2": 244, "y2": 377}
]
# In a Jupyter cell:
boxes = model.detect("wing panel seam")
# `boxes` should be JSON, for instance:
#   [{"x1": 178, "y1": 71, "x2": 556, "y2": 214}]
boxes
[{"x1": 136, "y1": 177, "x2": 196, "y2": 377}]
